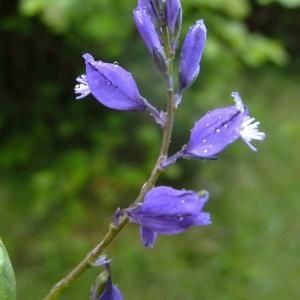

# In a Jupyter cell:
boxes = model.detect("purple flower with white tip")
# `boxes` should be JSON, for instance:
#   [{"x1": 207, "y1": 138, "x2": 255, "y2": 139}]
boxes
[
  {"x1": 179, "y1": 19, "x2": 207, "y2": 90},
  {"x1": 127, "y1": 186, "x2": 211, "y2": 248},
  {"x1": 183, "y1": 92, "x2": 266, "y2": 158},
  {"x1": 133, "y1": 7, "x2": 166, "y2": 61},
  {"x1": 161, "y1": 92, "x2": 266, "y2": 168},
  {"x1": 75, "y1": 53, "x2": 165, "y2": 125},
  {"x1": 83, "y1": 53, "x2": 146, "y2": 111}
]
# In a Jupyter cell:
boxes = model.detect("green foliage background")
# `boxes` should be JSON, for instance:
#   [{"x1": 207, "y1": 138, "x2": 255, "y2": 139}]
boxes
[{"x1": 1, "y1": 0, "x2": 300, "y2": 299}]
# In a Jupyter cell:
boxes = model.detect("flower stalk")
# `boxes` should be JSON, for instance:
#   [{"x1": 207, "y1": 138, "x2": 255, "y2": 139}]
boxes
[{"x1": 44, "y1": 24, "x2": 176, "y2": 300}]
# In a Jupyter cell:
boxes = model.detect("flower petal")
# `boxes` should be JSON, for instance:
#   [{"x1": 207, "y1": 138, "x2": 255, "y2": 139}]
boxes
[
  {"x1": 98, "y1": 283, "x2": 123, "y2": 300},
  {"x1": 140, "y1": 226, "x2": 157, "y2": 248},
  {"x1": 138, "y1": 0, "x2": 160, "y2": 25}
]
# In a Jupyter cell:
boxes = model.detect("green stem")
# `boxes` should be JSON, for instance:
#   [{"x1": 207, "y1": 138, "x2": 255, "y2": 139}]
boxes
[{"x1": 44, "y1": 27, "x2": 175, "y2": 300}]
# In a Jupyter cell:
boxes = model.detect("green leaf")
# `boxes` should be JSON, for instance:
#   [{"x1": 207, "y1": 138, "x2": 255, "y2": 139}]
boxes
[{"x1": 0, "y1": 239, "x2": 16, "y2": 300}]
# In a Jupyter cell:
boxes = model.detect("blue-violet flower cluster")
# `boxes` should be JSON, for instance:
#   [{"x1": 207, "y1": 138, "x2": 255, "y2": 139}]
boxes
[{"x1": 74, "y1": 0, "x2": 266, "y2": 298}]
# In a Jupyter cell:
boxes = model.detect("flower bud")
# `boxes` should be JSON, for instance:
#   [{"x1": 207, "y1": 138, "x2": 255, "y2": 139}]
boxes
[
  {"x1": 138, "y1": 0, "x2": 159, "y2": 25},
  {"x1": 127, "y1": 186, "x2": 211, "y2": 248},
  {"x1": 166, "y1": 0, "x2": 182, "y2": 51},
  {"x1": 133, "y1": 7, "x2": 166, "y2": 66},
  {"x1": 83, "y1": 53, "x2": 146, "y2": 111},
  {"x1": 179, "y1": 20, "x2": 207, "y2": 90}
]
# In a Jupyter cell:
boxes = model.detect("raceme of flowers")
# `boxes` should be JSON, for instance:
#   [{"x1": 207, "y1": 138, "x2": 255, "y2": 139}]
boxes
[{"x1": 75, "y1": 0, "x2": 266, "y2": 298}]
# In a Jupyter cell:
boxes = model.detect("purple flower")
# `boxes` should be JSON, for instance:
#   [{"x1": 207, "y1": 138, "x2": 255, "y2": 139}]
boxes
[
  {"x1": 133, "y1": 7, "x2": 166, "y2": 60},
  {"x1": 80, "y1": 53, "x2": 146, "y2": 111},
  {"x1": 166, "y1": 0, "x2": 182, "y2": 50},
  {"x1": 74, "y1": 53, "x2": 166, "y2": 125},
  {"x1": 161, "y1": 92, "x2": 266, "y2": 168},
  {"x1": 127, "y1": 186, "x2": 211, "y2": 248},
  {"x1": 183, "y1": 92, "x2": 266, "y2": 159},
  {"x1": 179, "y1": 20, "x2": 207, "y2": 90},
  {"x1": 140, "y1": 226, "x2": 157, "y2": 248},
  {"x1": 90, "y1": 257, "x2": 123, "y2": 300}
]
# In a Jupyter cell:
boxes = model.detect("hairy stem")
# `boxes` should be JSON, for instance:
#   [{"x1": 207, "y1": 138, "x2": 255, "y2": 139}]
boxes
[{"x1": 44, "y1": 28, "x2": 175, "y2": 300}]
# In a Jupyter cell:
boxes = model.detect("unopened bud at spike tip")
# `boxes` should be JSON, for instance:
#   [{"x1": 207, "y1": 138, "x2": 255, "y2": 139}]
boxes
[
  {"x1": 166, "y1": 0, "x2": 182, "y2": 51},
  {"x1": 179, "y1": 19, "x2": 207, "y2": 90},
  {"x1": 133, "y1": 7, "x2": 166, "y2": 66}
]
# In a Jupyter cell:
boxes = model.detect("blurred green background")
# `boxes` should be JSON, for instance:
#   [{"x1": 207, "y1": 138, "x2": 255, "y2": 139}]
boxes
[{"x1": 1, "y1": 0, "x2": 300, "y2": 299}]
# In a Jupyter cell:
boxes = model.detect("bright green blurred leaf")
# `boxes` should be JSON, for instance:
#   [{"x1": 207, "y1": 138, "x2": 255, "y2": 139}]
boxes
[
  {"x1": 243, "y1": 34, "x2": 288, "y2": 67},
  {"x1": 0, "y1": 239, "x2": 16, "y2": 300},
  {"x1": 19, "y1": 0, "x2": 45, "y2": 16}
]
